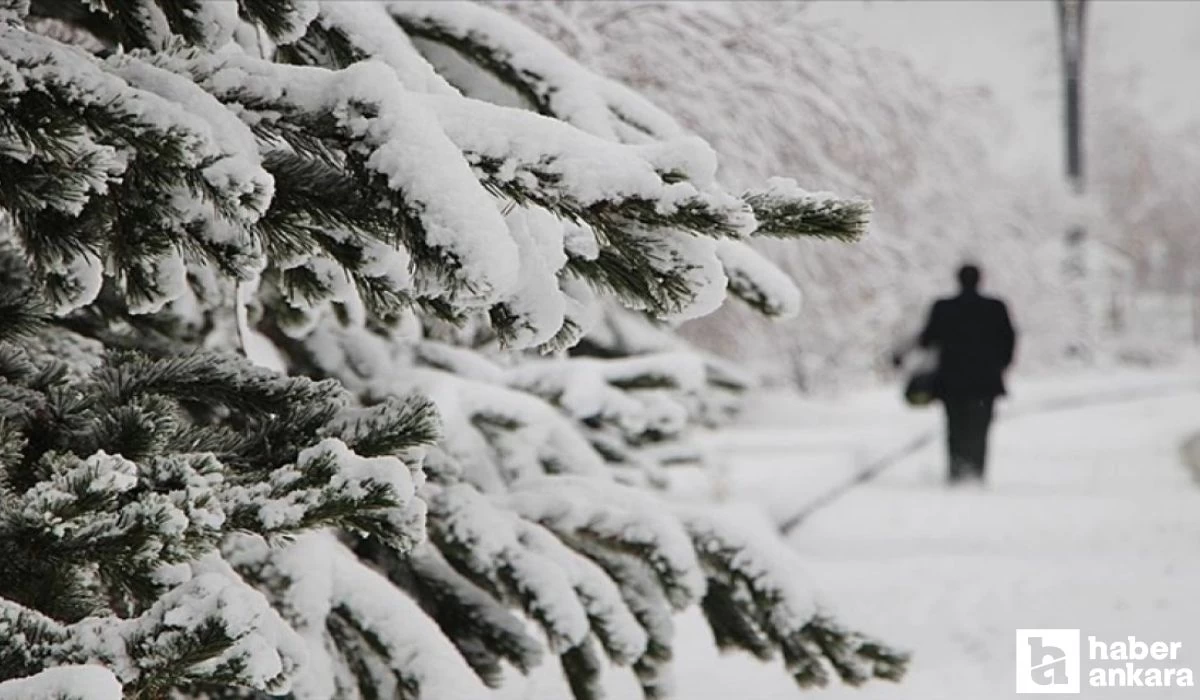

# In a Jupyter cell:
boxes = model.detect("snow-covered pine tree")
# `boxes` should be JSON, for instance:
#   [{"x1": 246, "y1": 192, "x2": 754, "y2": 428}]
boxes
[{"x1": 0, "y1": 1, "x2": 905, "y2": 698}]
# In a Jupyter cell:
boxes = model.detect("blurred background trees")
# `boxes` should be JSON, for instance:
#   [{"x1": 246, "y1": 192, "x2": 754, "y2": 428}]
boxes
[{"x1": 501, "y1": 0, "x2": 1200, "y2": 391}]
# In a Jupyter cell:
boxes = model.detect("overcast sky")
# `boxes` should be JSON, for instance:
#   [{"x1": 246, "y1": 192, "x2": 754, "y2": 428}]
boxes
[{"x1": 807, "y1": 0, "x2": 1200, "y2": 170}]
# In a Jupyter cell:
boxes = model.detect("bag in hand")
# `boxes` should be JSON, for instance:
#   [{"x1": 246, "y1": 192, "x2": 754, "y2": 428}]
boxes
[
  {"x1": 904, "y1": 369, "x2": 937, "y2": 406},
  {"x1": 899, "y1": 346, "x2": 938, "y2": 407}
]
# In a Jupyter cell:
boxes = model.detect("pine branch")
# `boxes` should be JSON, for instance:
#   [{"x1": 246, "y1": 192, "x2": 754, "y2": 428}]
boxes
[
  {"x1": 148, "y1": 48, "x2": 515, "y2": 306},
  {"x1": 560, "y1": 638, "x2": 604, "y2": 700},
  {"x1": 399, "y1": 543, "x2": 544, "y2": 686},
  {"x1": 321, "y1": 395, "x2": 441, "y2": 458},
  {"x1": 236, "y1": 0, "x2": 317, "y2": 44},
  {"x1": 0, "y1": 250, "x2": 47, "y2": 344},
  {"x1": 743, "y1": 179, "x2": 871, "y2": 241},
  {"x1": 388, "y1": 1, "x2": 679, "y2": 142},
  {"x1": 682, "y1": 510, "x2": 910, "y2": 690},
  {"x1": 0, "y1": 29, "x2": 272, "y2": 313}
]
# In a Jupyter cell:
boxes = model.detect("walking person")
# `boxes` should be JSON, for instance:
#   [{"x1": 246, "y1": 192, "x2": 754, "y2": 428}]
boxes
[{"x1": 899, "y1": 264, "x2": 1017, "y2": 483}]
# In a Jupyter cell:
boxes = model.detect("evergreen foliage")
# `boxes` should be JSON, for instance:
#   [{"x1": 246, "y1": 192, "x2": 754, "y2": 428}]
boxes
[{"x1": 0, "y1": 1, "x2": 907, "y2": 698}]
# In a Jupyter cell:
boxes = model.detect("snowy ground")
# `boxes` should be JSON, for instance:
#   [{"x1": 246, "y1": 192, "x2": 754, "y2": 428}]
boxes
[
  {"x1": 503, "y1": 362, "x2": 1200, "y2": 699},
  {"x1": 665, "y1": 362, "x2": 1200, "y2": 699}
]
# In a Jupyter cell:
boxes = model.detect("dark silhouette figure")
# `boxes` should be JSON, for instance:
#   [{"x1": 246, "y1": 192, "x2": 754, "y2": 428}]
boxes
[{"x1": 916, "y1": 264, "x2": 1016, "y2": 483}]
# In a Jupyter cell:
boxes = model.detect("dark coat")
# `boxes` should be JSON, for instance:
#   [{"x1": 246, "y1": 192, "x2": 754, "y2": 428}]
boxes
[{"x1": 918, "y1": 291, "x2": 1016, "y2": 399}]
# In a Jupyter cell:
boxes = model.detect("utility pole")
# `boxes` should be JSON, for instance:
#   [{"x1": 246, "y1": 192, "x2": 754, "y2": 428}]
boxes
[
  {"x1": 1057, "y1": 0, "x2": 1087, "y2": 197},
  {"x1": 1056, "y1": 0, "x2": 1091, "y2": 357}
]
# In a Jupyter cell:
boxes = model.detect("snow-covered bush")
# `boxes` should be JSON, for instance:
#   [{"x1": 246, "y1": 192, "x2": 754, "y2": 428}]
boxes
[{"x1": 0, "y1": 0, "x2": 905, "y2": 697}]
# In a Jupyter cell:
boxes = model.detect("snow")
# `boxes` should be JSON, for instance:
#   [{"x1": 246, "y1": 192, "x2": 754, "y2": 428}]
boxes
[
  {"x1": 518, "y1": 521, "x2": 649, "y2": 664},
  {"x1": 49, "y1": 253, "x2": 104, "y2": 315},
  {"x1": 314, "y1": 1, "x2": 460, "y2": 96},
  {"x1": 504, "y1": 352, "x2": 706, "y2": 436},
  {"x1": 0, "y1": 666, "x2": 122, "y2": 700},
  {"x1": 19, "y1": 451, "x2": 138, "y2": 534},
  {"x1": 398, "y1": 366, "x2": 609, "y2": 485},
  {"x1": 496, "y1": 206, "x2": 569, "y2": 348},
  {"x1": 747, "y1": 178, "x2": 844, "y2": 225},
  {"x1": 327, "y1": 537, "x2": 492, "y2": 700},
  {"x1": 506, "y1": 475, "x2": 707, "y2": 609},
  {"x1": 651, "y1": 231, "x2": 727, "y2": 323},
  {"x1": 557, "y1": 275, "x2": 602, "y2": 347},
  {"x1": 427, "y1": 94, "x2": 714, "y2": 211},
  {"x1": 678, "y1": 507, "x2": 820, "y2": 633},
  {"x1": 45, "y1": 569, "x2": 305, "y2": 692},
  {"x1": 221, "y1": 530, "x2": 490, "y2": 699},
  {"x1": 264, "y1": 0, "x2": 320, "y2": 45},
  {"x1": 149, "y1": 573, "x2": 289, "y2": 688},
  {"x1": 106, "y1": 53, "x2": 274, "y2": 221},
  {"x1": 17, "y1": 5, "x2": 1191, "y2": 700},
  {"x1": 186, "y1": 0, "x2": 241, "y2": 50},
  {"x1": 283, "y1": 256, "x2": 359, "y2": 314},
  {"x1": 415, "y1": 340, "x2": 506, "y2": 384},
  {"x1": 317, "y1": 438, "x2": 412, "y2": 500},
  {"x1": 633, "y1": 137, "x2": 720, "y2": 191},
  {"x1": 425, "y1": 482, "x2": 593, "y2": 652},
  {"x1": 663, "y1": 362, "x2": 1200, "y2": 699},
  {"x1": 161, "y1": 49, "x2": 521, "y2": 305},
  {"x1": 388, "y1": 0, "x2": 684, "y2": 142},
  {"x1": 124, "y1": 250, "x2": 188, "y2": 315},
  {"x1": 66, "y1": 40, "x2": 266, "y2": 216},
  {"x1": 0, "y1": 0, "x2": 28, "y2": 22},
  {"x1": 561, "y1": 220, "x2": 600, "y2": 261},
  {"x1": 229, "y1": 437, "x2": 424, "y2": 540},
  {"x1": 237, "y1": 279, "x2": 289, "y2": 372},
  {"x1": 715, "y1": 239, "x2": 803, "y2": 319},
  {"x1": 0, "y1": 29, "x2": 281, "y2": 312}
]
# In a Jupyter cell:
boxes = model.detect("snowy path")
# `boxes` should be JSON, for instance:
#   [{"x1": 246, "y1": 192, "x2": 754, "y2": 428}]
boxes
[{"x1": 668, "y1": 369, "x2": 1200, "y2": 700}]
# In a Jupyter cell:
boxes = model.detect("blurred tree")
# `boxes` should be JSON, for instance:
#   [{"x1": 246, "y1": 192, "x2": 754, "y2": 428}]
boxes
[{"x1": 498, "y1": 0, "x2": 1076, "y2": 388}]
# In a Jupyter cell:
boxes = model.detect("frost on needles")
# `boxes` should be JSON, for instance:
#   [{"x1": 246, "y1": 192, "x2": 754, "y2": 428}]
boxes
[{"x1": 0, "y1": 1, "x2": 902, "y2": 698}]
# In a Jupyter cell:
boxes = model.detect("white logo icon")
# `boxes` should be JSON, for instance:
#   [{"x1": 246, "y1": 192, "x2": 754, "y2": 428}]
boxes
[{"x1": 1016, "y1": 629, "x2": 1081, "y2": 694}]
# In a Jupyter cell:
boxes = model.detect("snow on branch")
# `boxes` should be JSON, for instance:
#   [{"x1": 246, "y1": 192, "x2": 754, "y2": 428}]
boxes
[
  {"x1": 569, "y1": 539, "x2": 679, "y2": 699},
  {"x1": 221, "y1": 437, "x2": 427, "y2": 549},
  {"x1": 744, "y1": 177, "x2": 872, "y2": 241},
  {"x1": 680, "y1": 509, "x2": 909, "y2": 689},
  {"x1": 328, "y1": 536, "x2": 493, "y2": 699},
  {"x1": 399, "y1": 364, "x2": 608, "y2": 487},
  {"x1": 403, "y1": 541, "x2": 545, "y2": 686},
  {"x1": 0, "y1": 572, "x2": 305, "y2": 695},
  {"x1": 0, "y1": 339, "x2": 441, "y2": 695},
  {"x1": 506, "y1": 476, "x2": 706, "y2": 610},
  {"x1": 148, "y1": 47, "x2": 520, "y2": 307},
  {"x1": 387, "y1": 0, "x2": 683, "y2": 142},
  {"x1": 389, "y1": 1, "x2": 872, "y2": 246},
  {"x1": 518, "y1": 520, "x2": 649, "y2": 666},
  {"x1": 717, "y1": 239, "x2": 803, "y2": 319},
  {"x1": 429, "y1": 94, "x2": 754, "y2": 239},
  {"x1": 222, "y1": 531, "x2": 493, "y2": 699},
  {"x1": 0, "y1": 666, "x2": 122, "y2": 700},
  {"x1": 425, "y1": 482, "x2": 592, "y2": 654},
  {"x1": 0, "y1": 28, "x2": 272, "y2": 313},
  {"x1": 287, "y1": 1, "x2": 459, "y2": 95},
  {"x1": 502, "y1": 351, "x2": 708, "y2": 484}
]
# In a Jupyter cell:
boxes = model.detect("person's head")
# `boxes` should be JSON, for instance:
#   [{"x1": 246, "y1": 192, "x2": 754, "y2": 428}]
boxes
[{"x1": 956, "y1": 263, "x2": 981, "y2": 292}]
